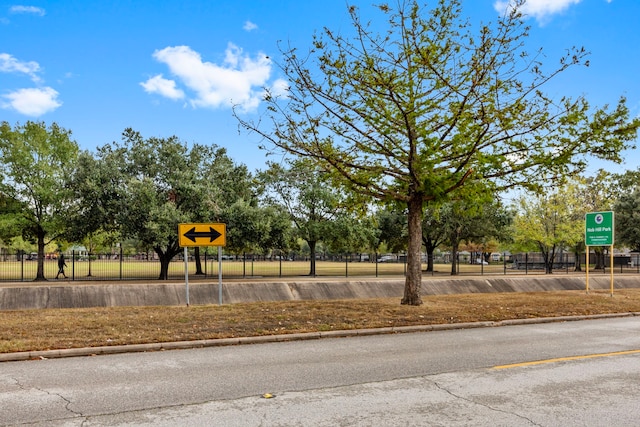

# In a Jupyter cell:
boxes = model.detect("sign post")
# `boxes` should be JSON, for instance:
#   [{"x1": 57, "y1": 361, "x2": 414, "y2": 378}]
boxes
[
  {"x1": 178, "y1": 223, "x2": 227, "y2": 306},
  {"x1": 584, "y1": 212, "x2": 614, "y2": 296}
]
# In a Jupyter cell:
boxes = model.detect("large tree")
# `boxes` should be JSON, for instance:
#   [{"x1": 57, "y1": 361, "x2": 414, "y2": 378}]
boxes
[
  {"x1": 236, "y1": 0, "x2": 639, "y2": 304},
  {"x1": 512, "y1": 183, "x2": 584, "y2": 274},
  {"x1": 84, "y1": 129, "x2": 241, "y2": 279},
  {"x1": 0, "y1": 121, "x2": 79, "y2": 280},
  {"x1": 258, "y1": 159, "x2": 355, "y2": 276},
  {"x1": 614, "y1": 189, "x2": 640, "y2": 252}
]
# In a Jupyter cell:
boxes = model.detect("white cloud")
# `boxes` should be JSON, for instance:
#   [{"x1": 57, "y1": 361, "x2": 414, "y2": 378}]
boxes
[
  {"x1": 494, "y1": 0, "x2": 581, "y2": 22},
  {"x1": 9, "y1": 5, "x2": 45, "y2": 16},
  {"x1": 140, "y1": 74, "x2": 185, "y2": 100},
  {"x1": 243, "y1": 20, "x2": 258, "y2": 31},
  {"x1": 270, "y1": 78, "x2": 289, "y2": 98},
  {"x1": 0, "y1": 52, "x2": 42, "y2": 82},
  {"x1": 143, "y1": 44, "x2": 274, "y2": 112},
  {"x1": 1, "y1": 87, "x2": 61, "y2": 116}
]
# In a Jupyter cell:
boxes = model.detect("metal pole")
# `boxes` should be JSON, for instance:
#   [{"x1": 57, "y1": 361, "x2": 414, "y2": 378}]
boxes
[
  {"x1": 610, "y1": 244, "x2": 614, "y2": 297},
  {"x1": 218, "y1": 246, "x2": 223, "y2": 305},
  {"x1": 586, "y1": 247, "x2": 590, "y2": 294},
  {"x1": 184, "y1": 247, "x2": 189, "y2": 306}
]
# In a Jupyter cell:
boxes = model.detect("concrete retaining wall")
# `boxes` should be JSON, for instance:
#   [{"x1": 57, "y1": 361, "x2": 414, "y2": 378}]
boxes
[{"x1": 1, "y1": 275, "x2": 639, "y2": 310}]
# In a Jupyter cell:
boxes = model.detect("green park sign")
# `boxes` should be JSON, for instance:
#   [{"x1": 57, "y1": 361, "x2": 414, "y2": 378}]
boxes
[{"x1": 585, "y1": 211, "x2": 614, "y2": 246}]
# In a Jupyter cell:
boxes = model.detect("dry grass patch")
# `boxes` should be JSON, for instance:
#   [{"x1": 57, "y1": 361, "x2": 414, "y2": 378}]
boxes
[{"x1": 2, "y1": 289, "x2": 640, "y2": 354}]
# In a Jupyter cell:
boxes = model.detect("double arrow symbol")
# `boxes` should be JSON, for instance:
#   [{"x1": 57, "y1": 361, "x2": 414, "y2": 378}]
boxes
[{"x1": 183, "y1": 227, "x2": 222, "y2": 243}]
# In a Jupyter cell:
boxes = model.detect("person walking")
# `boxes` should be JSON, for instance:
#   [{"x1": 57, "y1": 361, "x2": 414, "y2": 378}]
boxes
[{"x1": 56, "y1": 252, "x2": 67, "y2": 279}]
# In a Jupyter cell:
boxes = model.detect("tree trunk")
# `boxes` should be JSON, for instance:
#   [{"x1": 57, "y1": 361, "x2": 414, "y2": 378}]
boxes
[
  {"x1": 194, "y1": 247, "x2": 204, "y2": 275},
  {"x1": 425, "y1": 248, "x2": 434, "y2": 272},
  {"x1": 594, "y1": 248, "x2": 605, "y2": 270},
  {"x1": 450, "y1": 240, "x2": 459, "y2": 276},
  {"x1": 35, "y1": 227, "x2": 46, "y2": 281},
  {"x1": 308, "y1": 240, "x2": 317, "y2": 277},
  {"x1": 573, "y1": 249, "x2": 582, "y2": 272},
  {"x1": 87, "y1": 253, "x2": 93, "y2": 277},
  {"x1": 158, "y1": 253, "x2": 170, "y2": 280},
  {"x1": 422, "y1": 237, "x2": 437, "y2": 272},
  {"x1": 155, "y1": 242, "x2": 181, "y2": 280},
  {"x1": 401, "y1": 196, "x2": 423, "y2": 305},
  {"x1": 541, "y1": 245, "x2": 556, "y2": 274}
]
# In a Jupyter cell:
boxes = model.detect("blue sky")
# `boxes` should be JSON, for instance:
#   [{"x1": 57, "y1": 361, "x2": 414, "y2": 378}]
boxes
[{"x1": 1, "y1": 0, "x2": 638, "y2": 175}]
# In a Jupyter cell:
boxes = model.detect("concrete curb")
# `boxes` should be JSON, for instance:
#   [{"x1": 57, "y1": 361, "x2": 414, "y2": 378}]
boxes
[{"x1": 2, "y1": 312, "x2": 638, "y2": 363}]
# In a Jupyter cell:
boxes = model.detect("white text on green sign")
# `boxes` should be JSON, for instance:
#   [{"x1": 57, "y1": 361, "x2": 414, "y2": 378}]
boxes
[{"x1": 585, "y1": 211, "x2": 614, "y2": 246}]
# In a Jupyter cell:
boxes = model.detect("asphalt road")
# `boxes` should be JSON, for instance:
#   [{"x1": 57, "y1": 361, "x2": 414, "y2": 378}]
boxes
[{"x1": 2, "y1": 317, "x2": 640, "y2": 426}]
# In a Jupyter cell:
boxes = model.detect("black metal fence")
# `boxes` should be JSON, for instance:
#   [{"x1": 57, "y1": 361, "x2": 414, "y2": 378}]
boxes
[{"x1": 1, "y1": 250, "x2": 638, "y2": 282}]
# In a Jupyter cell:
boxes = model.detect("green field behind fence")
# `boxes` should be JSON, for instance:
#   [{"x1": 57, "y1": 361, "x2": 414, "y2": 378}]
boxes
[
  {"x1": 1, "y1": 259, "x2": 413, "y2": 281},
  {"x1": 0, "y1": 257, "x2": 617, "y2": 282}
]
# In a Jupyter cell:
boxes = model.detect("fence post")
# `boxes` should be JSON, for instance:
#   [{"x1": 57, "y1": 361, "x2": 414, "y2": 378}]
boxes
[
  {"x1": 375, "y1": 252, "x2": 378, "y2": 278},
  {"x1": 72, "y1": 250, "x2": 75, "y2": 281},
  {"x1": 279, "y1": 251, "x2": 282, "y2": 278},
  {"x1": 21, "y1": 251, "x2": 24, "y2": 282},
  {"x1": 525, "y1": 253, "x2": 529, "y2": 275},
  {"x1": 403, "y1": 253, "x2": 406, "y2": 276},
  {"x1": 119, "y1": 246, "x2": 123, "y2": 280},
  {"x1": 503, "y1": 253, "x2": 506, "y2": 275}
]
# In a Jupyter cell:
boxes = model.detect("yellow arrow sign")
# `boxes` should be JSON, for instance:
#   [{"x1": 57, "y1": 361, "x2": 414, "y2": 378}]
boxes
[{"x1": 178, "y1": 223, "x2": 226, "y2": 247}]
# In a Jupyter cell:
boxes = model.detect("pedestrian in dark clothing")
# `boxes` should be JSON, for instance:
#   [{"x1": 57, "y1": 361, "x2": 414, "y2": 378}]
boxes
[{"x1": 56, "y1": 253, "x2": 67, "y2": 279}]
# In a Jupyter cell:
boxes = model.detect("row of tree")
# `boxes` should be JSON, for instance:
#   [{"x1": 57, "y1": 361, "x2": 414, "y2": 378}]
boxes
[
  {"x1": 2, "y1": 120, "x2": 640, "y2": 285},
  {"x1": 2, "y1": 1, "x2": 640, "y2": 307},
  {"x1": 0, "y1": 121, "x2": 505, "y2": 279}
]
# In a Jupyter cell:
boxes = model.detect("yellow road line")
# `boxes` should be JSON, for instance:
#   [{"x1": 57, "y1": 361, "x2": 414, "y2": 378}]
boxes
[{"x1": 493, "y1": 349, "x2": 640, "y2": 370}]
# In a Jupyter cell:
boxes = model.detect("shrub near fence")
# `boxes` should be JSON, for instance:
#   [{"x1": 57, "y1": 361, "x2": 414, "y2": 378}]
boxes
[{"x1": 0, "y1": 251, "x2": 638, "y2": 282}]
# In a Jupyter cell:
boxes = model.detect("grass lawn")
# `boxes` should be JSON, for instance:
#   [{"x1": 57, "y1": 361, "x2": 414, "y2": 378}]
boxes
[
  {"x1": 0, "y1": 258, "x2": 531, "y2": 281},
  {"x1": 2, "y1": 289, "x2": 640, "y2": 354}
]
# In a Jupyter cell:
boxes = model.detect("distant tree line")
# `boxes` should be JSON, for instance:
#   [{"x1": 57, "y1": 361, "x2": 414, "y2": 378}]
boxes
[{"x1": 3, "y1": 121, "x2": 640, "y2": 284}]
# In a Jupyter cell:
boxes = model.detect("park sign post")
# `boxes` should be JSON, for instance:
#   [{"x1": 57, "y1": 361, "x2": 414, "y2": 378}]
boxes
[
  {"x1": 178, "y1": 223, "x2": 227, "y2": 306},
  {"x1": 584, "y1": 211, "x2": 614, "y2": 295}
]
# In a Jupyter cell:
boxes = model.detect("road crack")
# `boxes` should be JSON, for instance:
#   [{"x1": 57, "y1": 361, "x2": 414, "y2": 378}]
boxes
[
  {"x1": 433, "y1": 380, "x2": 543, "y2": 426},
  {"x1": 12, "y1": 376, "x2": 85, "y2": 419}
]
